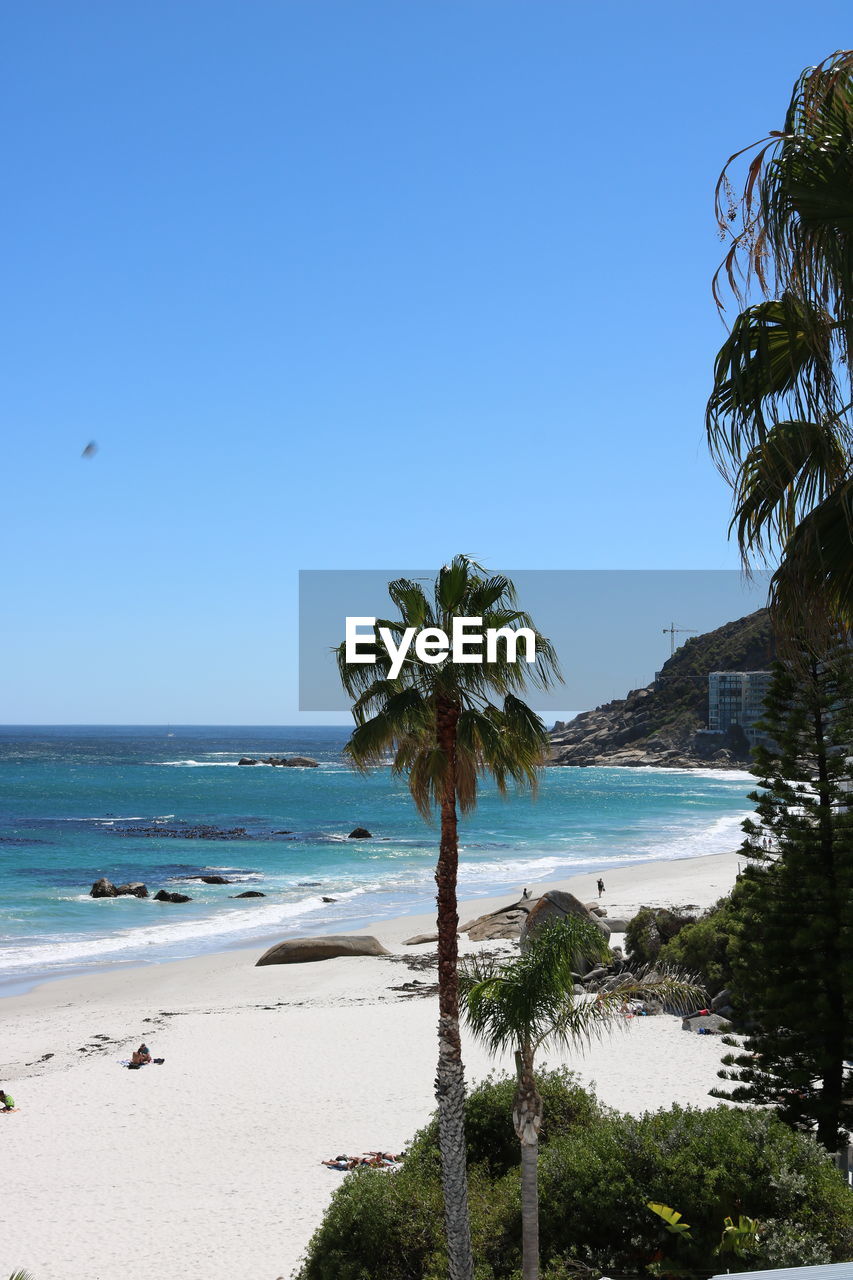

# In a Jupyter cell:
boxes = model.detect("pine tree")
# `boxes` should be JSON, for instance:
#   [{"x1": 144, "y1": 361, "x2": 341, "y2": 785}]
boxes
[{"x1": 713, "y1": 642, "x2": 853, "y2": 1150}]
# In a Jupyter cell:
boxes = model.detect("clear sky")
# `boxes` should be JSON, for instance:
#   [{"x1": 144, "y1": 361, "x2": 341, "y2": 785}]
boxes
[{"x1": 2, "y1": 2, "x2": 849, "y2": 723}]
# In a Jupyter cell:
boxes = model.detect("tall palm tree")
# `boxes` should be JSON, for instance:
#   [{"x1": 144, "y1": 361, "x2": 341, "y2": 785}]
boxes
[
  {"x1": 460, "y1": 918, "x2": 702, "y2": 1280},
  {"x1": 706, "y1": 49, "x2": 853, "y2": 633},
  {"x1": 337, "y1": 556, "x2": 561, "y2": 1280}
]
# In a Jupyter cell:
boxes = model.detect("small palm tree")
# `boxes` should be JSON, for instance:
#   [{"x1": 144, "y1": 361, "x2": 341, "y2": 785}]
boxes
[
  {"x1": 460, "y1": 918, "x2": 702, "y2": 1280},
  {"x1": 337, "y1": 556, "x2": 560, "y2": 1280}
]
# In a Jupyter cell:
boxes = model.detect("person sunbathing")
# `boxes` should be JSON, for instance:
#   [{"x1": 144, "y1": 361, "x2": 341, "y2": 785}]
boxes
[{"x1": 130, "y1": 1044, "x2": 152, "y2": 1066}]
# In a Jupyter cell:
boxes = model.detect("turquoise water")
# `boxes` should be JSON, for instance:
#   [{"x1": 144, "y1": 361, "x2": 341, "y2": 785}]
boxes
[{"x1": 0, "y1": 726, "x2": 754, "y2": 984}]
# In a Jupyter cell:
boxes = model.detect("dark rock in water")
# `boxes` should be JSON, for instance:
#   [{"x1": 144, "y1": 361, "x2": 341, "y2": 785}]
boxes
[
  {"x1": 232, "y1": 890, "x2": 266, "y2": 898},
  {"x1": 197, "y1": 875, "x2": 230, "y2": 885},
  {"x1": 321, "y1": 896, "x2": 337, "y2": 903},
  {"x1": 114, "y1": 824, "x2": 249, "y2": 840},
  {"x1": 90, "y1": 877, "x2": 118, "y2": 898},
  {"x1": 272, "y1": 830, "x2": 293, "y2": 835},
  {"x1": 153, "y1": 889, "x2": 192, "y2": 903},
  {"x1": 238, "y1": 757, "x2": 258, "y2": 765},
  {"x1": 115, "y1": 882, "x2": 149, "y2": 898},
  {"x1": 256, "y1": 935, "x2": 390, "y2": 965},
  {"x1": 262, "y1": 756, "x2": 320, "y2": 768},
  {"x1": 348, "y1": 828, "x2": 372, "y2": 839}
]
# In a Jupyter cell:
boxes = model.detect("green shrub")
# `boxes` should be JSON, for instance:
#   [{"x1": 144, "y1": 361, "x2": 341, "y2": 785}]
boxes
[
  {"x1": 296, "y1": 1076, "x2": 853, "y2": 1279},
  {"x1": 407, "y1": 1069, "x2": 601, "y2": 1177},
  {"x1": 625, "y1": 906, "x2": 696, "y2": 965},
  {"x1": 657, "y1": 893, "x2": 739, "y2": 997}
]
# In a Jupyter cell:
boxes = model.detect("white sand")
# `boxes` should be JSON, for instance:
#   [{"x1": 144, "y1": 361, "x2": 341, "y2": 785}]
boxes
[{"x1": 0, "y1": 850, "x2": 740, "y2": 1280}]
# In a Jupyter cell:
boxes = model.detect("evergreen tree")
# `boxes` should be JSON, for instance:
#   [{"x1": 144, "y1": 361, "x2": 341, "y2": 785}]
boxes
[{"x1": 713, "y1": 642, "x2": 853, "y2": 1149}]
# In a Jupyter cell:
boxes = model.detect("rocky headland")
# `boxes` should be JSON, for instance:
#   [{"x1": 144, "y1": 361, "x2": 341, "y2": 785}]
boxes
[{"x1": 549, "y1": 609, "x2": 775, "y2": 769}]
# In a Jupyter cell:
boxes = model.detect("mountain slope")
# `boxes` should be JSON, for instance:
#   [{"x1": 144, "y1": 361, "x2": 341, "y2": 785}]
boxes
[{"x1": 549, "y1": 609, "x2": 775, "y2": 768}]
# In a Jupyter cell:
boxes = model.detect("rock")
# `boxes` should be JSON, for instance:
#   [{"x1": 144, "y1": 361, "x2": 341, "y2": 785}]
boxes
[
  {"x1": 585, "y1": 903, "x2": 607, "y2": 916},
  {"x1": 520, "y1": 891, "x2": 610, "y2": 976},
  {"x1": 237, "y1": 756, "x2": 258, "y2": 765},
  {"x1": 681, "y1": 1012, "x2": 731, "y2": 1034},
  {"x1": 521, "y1": 891, "x2": 611, "y2": 945},
  {"x1": 153, "y1": 890, "x2": 192, "y2": 903},
  {"x1": 321, "y1": 896, "x2": 337, "y2": 903},
  {"x1": 711, "y1": 987, "x2": 732, "y2": 1011},
  {"x1": 603, "y1": 917, "x2": 631, "y2": 932},
  {"x1": 231, "y1": 891, "x2": 266, "y2": 898},
  {"x1": 114, "y1": 882, "x2": 149, "y2": 898},
  {"x1": 282, "y1": 756, "x2": 319, "y2": 768},
  {"x1": 90, "y1": 878, "x2": 117, "y2": 898},
  {"x1": 403, "y1": 933, "x2": 439, "y2": 945},
  {"x1": 348, "y1": 828, "x2": 372, "y2": 839},
  {"x1": 468, "y1": 911, "x2": 527, "y2": 942},
  {"x1": 198, "y1": 875, "x2": 230, "y2": 885},
  {"x1": 256, "y1": 935, "x2": 390, "y2": 965}
]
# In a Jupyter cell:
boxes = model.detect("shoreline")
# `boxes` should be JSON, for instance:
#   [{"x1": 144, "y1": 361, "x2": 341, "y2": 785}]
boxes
[
  {"x1": 1, "y1": 847, "x2": 742, "y2": 1280},
  {"x1": 0, "y1": 846, "x2": 744, "y2": 1002}
]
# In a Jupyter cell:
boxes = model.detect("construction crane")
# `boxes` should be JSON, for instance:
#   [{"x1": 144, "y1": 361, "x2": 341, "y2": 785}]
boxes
[{"x1": 662, "y1": 621, "x2": 698, "y2": 657}]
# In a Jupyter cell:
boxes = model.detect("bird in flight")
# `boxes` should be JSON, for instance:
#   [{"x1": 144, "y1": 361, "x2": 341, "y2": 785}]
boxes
[{"x1": 81, "y1": 441, "x2": 98, "y2": 459}]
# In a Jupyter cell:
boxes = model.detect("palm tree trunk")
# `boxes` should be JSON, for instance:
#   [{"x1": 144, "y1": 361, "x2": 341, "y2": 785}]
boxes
[
  {"x1": 514, "y1": 1049, "x2": 543, "y2": 1280},
  {"x1": 435, "y1": 694, "x2": 474, "y2": 1280}
]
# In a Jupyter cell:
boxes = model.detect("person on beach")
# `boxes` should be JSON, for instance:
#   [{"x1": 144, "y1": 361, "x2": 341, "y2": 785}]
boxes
[
  {"x1": 131, "y1": 1044, "x2": 151, "y2": 1066},
  {"x1": 0, "y1": 1090, "x2": 17, "y2": 1112},
  {"x1": 597, "y1": 877, "x2": 605, "y2": 897}
]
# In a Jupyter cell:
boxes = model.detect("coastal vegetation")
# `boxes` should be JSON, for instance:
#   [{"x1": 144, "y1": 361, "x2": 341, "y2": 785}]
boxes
[
  {"x1": 295, "y1": 1071, "x2": 853, "y2": 1279},
  {"x1": 337, "y1": 556, "x2": 560, "y2": 1280},
  {"x1": 712, "y1": 644, "x2": 853, "y2": 1148},
  {"x1": 707, "y1": 49, "x2": 853, "y2": 627},
  {"x1": 459, "y1": 919, "x2": 701, "y2": 1280}
]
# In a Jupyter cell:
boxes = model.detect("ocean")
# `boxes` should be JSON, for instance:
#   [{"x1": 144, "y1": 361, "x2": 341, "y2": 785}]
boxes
[{"x1": 0, "y1": 725, "x2": 754, "y2": 989}]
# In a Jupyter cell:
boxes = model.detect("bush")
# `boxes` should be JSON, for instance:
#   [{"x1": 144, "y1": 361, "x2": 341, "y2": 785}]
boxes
[
  {"x1": 625, "y1": 907, "x2": 696, "y2": 965},
  {"x1": 407, "y1": 1069, "x2": 601, "y2": 1177},
  {"x1": 657, "y1": 894, "x2": 738, "y2": 997},
  {"x1": 296, "y1": 1076, "x2": 853, "y2": 1279}
]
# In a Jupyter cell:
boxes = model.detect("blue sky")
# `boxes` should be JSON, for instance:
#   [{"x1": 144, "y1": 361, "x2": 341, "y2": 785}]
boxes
[{"x1": 2, "y1": 2, "x2": 849, "y2": 723}]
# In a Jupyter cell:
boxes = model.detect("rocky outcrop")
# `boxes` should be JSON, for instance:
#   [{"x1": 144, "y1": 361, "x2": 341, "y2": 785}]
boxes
[
  {"x1": 90, "y1": 878, "x2": 117, "y2": 898},
  {"x1": 153, "y1": 889, "x2": 192, "y2": 903},
  {"x1": 238, "y1": 755, "x2": 319, "y2": 767},
  {"x1": 403, "y1": 932, "x2": 440, "y2": 945},
  {"x1": 255, "y1": 935, "x2": 390, "y2": 965},
  {"x1": 115, "y1": 882, "x2": 149, "y2": 898},
  {"x1": 521, "y1": 891, "x2": 611, "y2": 946},
  {"x1": 550, "y1": 609, "x2": 775, "y2": 768},
  {"x1": 348, "y1": 828, "x2": 372, "y2": 839},
  {"x1": 90, "y1": 878, "x2": 148, "y2": 898},
  {"x1": 682, "y1": 1012, "x2": 731, "y2": 1034}
]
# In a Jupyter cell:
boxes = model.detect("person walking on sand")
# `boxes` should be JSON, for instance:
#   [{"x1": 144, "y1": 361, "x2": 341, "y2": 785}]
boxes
[{"x1": 597, "y1": 877, "x2": 605, "y2": 898}]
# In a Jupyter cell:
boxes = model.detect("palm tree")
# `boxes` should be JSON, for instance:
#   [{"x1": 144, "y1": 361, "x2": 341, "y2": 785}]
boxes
[
  {"x1": 706, "y1": 49, "x2": 853, "y2": 633},
  {"x1": 460, "y1": 918, "x2": 702, "y2": 1280},
  {"x1": 337, "y1": 556, "x2": 561, "y2": 1280}
]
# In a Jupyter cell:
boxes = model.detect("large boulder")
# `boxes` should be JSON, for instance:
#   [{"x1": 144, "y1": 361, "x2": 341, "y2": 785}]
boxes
[
  {"x1": 682, "y1": 1012, "x2": 731, "y2": 1035},
  {"x1": 90, "y1": 878, "x2": 118, "y2": 898},
  {"x1": 153, "y1": 889, "x2": 192, "y2": 903},
  {"x1": 115, "y1": 882, "x2": 148, "y2": 898},
  {"x1": 283, "y1": 757, "x2": 319, "y2": 768},
  {"x1": 231, "y1": 890, "x2": 266, "y2": 898},
  {"x1": 237, "y1": 756, "x2": 258, "y2": 765},
  {"x1": 348, "y1": 828, "x2": 372, "y2": 839},
  {"x1": 603, "y1": 916, "x2": 631, "y2": 932},
  {"x1": 255, "y1": 935, "x2": 389, "y2": 965},
  {"x1": 521, "y1": 891, "x2": 610, "y2": 943}
]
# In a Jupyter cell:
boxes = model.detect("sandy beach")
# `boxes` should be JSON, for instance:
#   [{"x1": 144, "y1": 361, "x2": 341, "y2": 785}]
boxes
[{"x1": 1, "y1": 850, "x2": 740, "y2": 1280}]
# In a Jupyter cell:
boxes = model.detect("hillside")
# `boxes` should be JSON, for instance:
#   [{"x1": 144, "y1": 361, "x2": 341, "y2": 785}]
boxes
[{"x1": 549, "y1": 609, "x2": 775, "y2": 768}]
